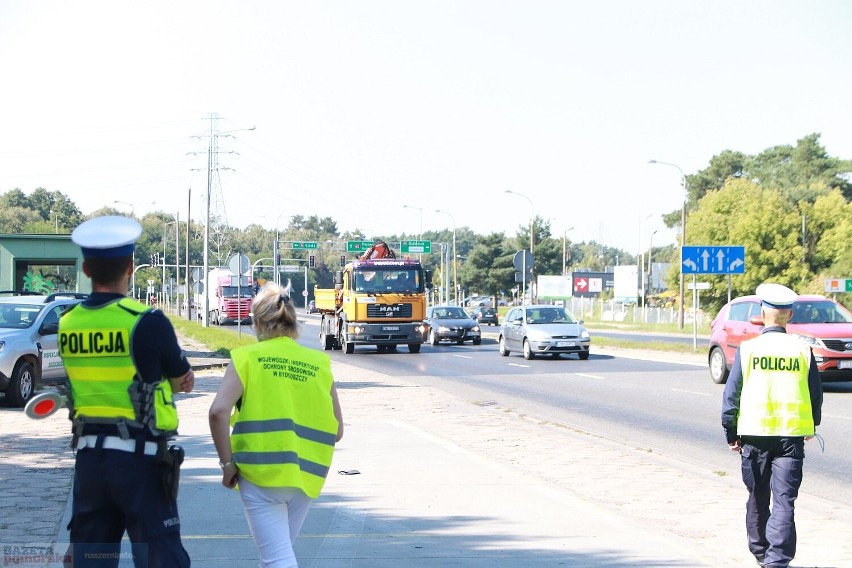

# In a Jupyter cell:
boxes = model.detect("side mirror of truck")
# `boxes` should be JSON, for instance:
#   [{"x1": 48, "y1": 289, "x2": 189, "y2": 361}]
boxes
[{"x1": 334, "y1": 270, "x2": 343, "y2": 290}]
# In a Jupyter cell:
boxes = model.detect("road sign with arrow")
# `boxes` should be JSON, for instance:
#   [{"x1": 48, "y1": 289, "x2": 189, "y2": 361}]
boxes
[{"x1": 681, "y1": 245, "x2": 746, "y2": 275}]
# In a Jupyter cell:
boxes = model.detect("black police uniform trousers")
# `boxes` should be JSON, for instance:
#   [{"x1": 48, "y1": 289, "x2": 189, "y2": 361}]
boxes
[
  {"x1": 66, "y1": 446, "x2": 190, "y2": 567},
  {"x1": 740, "y1": 436, "x2": 805, "y2": 568}
]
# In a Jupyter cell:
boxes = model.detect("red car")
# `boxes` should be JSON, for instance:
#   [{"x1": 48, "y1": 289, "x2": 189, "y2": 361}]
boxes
[{"x1": 708, "y1": 294, "x2": 852, "y2": 384}]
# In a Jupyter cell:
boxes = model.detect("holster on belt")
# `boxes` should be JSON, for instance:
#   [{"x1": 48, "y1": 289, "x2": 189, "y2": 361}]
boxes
[{"x1": 157, "y1": 443, "x2": 185, "y2": 501}]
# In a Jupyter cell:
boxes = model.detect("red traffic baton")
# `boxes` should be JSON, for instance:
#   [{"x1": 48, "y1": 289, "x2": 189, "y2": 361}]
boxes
[{"x1": 24, "y1": 391, "x2": 67, "y2": 419}]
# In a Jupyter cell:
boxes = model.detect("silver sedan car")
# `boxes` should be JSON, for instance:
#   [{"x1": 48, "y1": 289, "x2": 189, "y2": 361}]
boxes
[{"x1": 498, "y1": 305, "x2": 590, "y2": 360}]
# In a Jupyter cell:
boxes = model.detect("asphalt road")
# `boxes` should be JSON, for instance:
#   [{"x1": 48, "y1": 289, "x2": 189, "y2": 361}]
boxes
[
  {"x1": 212, "y1": 315, "x2": 852, "y2": 509},
  {"x1": 294, "y1": 316, "x2": 852, "y2": 509}
]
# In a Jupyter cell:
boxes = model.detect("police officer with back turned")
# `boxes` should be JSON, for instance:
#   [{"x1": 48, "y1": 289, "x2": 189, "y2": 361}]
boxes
[
  {"x1": 721, "y1": 282, "x2": 823, "y2": 568},
  {"x1": 60, "y1": 216, "x2": 195, "y2": 567}
]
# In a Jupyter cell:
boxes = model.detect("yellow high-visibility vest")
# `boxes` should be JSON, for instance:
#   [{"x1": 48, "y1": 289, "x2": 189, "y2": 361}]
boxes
[
  {"x1": 737, "y1": 332, "x2": 814, "y2": 436},
  {"x1": 59, "y1": 298, "x2": 178, "y2": 435},
  {"x1": 230, "y1": 337, "x2": 338, "y2": 498}
]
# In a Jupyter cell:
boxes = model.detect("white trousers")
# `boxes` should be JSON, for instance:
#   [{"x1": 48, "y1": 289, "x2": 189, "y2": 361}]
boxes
[{"x1": 238, "y1": 477, "x2": 314, "y2": 568}]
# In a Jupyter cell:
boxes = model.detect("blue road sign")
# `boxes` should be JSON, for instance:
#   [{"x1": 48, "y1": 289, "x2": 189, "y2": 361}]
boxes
[{"x1": 681, "y1": 245, "x2": 746, "y2": 274}]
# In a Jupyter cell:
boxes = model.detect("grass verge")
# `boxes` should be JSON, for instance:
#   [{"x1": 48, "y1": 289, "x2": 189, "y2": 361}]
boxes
[
  {"x1": 168, "y1": 315, "x2": 256, "y2": 357},
  {"x1": 591, "y1": 336, "x2": 701, "y2": 354}
]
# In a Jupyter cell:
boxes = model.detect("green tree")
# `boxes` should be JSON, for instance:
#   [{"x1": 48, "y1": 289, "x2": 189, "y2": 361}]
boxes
[
  {"x1": 458, "y1": 233, "x2": 514, "y2": 299},
  {"x1": 0, "y1": 206, "x2": 42, "y2": 233},
  {"x1": 685, "y1": 178, "x2": 806, "y2": 312}
]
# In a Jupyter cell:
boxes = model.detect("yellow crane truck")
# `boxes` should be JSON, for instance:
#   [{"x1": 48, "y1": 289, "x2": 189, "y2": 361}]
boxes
[{"x1": 315, "y1": 242, "x2": 431, "y2": 354}]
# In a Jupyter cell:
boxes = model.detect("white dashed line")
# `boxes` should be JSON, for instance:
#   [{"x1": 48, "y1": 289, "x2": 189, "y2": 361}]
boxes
[{"x1": 575, "y1": 373, "x2": 604, "y2": 380}]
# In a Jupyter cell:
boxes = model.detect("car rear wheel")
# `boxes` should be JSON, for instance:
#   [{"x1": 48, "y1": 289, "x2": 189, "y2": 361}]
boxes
[
  {"x1": 498, "y1": 336, "x2": 509, "y2": 356},
  {"x1": 430, "y1": 330, "x2": 439, "y2": 346},
  {"x1": 408, "y1": 343, "x2": 421, "y2": 353},
  {"x1": 709, "y1": 347, "x2": 729, "y2": 384},
  {"x1": 523, "y1": 339, "x2": 535, "y2": 360},
  {"x1": 6, "y1": 361, "x2": 35, "y2": 407}
]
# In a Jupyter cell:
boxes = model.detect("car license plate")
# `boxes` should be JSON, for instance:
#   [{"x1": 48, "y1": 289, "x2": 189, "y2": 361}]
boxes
[
  {"x1": 839, "y1": 360, "x2": 852, "y2": 369},
  {"x1": 556, "y1": 341, "x2": 576, "y2": 347},
  {"x1": 382, "y1": 326, "x2": 400, "y2": 331}
]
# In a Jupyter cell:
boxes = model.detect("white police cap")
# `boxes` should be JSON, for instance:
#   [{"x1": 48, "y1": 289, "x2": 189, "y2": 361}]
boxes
[
  {"x1": 755, "y1": 283, "x2": 798, "y2": 309},
  {"x1": 71, "y1": 216, "x2": 142, "y2": 258}
]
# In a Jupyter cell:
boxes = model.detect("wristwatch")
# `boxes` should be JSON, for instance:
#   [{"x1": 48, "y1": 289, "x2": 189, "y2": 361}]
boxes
[{"x1": 219, "y1": 460, "x2": 233, "y2": 468}]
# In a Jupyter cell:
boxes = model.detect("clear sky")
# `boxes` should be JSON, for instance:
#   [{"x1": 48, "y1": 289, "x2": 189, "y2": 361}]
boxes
[{"x1": 1, "y1": 1, "x2": 850, "y2": 254}]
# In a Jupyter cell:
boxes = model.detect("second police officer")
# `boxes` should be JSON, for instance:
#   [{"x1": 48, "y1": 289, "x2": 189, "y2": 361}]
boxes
[{"x1": 721, "y1": 283, "x2": 823, "y2": 568}]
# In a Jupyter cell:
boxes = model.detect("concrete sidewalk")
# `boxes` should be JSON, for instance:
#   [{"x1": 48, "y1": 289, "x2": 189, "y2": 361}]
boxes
[{"x1": 4, "y1": 332, "x2": 847, "y2": 566}]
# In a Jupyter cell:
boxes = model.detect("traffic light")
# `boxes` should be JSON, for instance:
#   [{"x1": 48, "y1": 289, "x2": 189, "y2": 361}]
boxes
[
  {"x1": 339, "y1": 255, "x2": 346, "y2": 267},
  {"x1": 275, "y1": 253, "x2": 281, "y2": 264},
  {"x1": 309, "y1": 255, "x2": 316, "y2": 268}
]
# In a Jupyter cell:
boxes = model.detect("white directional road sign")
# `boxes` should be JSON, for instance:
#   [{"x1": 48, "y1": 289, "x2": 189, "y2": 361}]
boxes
[{"x1": 681, "y1": 245, "x2": 746, "y2": 275}]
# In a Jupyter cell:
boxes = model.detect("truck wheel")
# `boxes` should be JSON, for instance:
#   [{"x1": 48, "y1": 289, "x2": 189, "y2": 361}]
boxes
[
  {"x1": 408, "y1": 343, "x2": 421, "y2": 353},
  {"x1": 5, "y1": 361, "x2": 35, "y2": 408},
  {"x1": 343, "y1": 336, "x2": 355, "y2": 354}
]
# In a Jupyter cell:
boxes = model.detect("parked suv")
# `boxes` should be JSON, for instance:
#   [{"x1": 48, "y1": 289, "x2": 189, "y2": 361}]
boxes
[
  {"x1": 708, "y1": 293, "x2": 852, "y2": 384},
  {"x1": 0, "y1": 292, "x2": 87, "y2": 407}
]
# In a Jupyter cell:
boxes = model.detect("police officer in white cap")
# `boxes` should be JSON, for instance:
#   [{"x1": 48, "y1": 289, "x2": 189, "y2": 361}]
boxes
[
  {"x1": 722, "y1": 282, "x2": 823, "y2": 568},
  {"x1": 59, "y1": 216, "x2": 195, "y2": 567}
]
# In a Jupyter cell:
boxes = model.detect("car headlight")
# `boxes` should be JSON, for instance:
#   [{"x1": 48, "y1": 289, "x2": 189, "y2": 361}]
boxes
[
  {"x1": 580, "y1": 330, "x2": 590, "y2": 340},
  {"x1": 790, "y1": 334, "x2": 825, "y2": 349},
  {"x1": 437, "y1": 326, "x2": 451, "y2": 333},
  {"x1": 0, "y1": 340, "x2": 4, "y2": 353},
  {"x1": 472, "y1": 325, "x2": 480, "y2": 332}
]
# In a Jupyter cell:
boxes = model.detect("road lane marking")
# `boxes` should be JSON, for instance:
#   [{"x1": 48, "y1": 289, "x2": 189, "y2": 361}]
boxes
[
  {"x1": 670, "y1": 388, "x2": 711, "y2": 396},
  {"x1": 508, "y1": 363, "x2": 531, "y2": 368},
  {"x1": 574, "y1": 373, "x2": 604, "y2": 380},
  {"x1": 451, "y1": 354, "x2": 473, "y2": 359}
]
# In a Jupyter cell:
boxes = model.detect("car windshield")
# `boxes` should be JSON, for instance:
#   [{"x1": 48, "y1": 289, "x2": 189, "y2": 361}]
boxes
[
  {"x1": 0, "y1": 304, "x2": 44, "y2": 329},
  {"x1": 220, "y1": 286, "x2": 251, "y2": 298},
  {"x1": 354, "y1": 268, "x2": 421, "y2": 293},
  {"x1": 432, "y1": 308, "x2": 468, "y2": 319},
  {"x1": 790, "y1": 300, "x2": 852, "y2": 324},
  {"x1": 525, "y1": 307, "x2": 576, "y2": 324}
]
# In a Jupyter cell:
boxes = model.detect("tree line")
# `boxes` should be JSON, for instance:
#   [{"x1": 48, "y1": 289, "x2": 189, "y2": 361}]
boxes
[{"x1": 1, "y1": 133, "x2": 849, "y2": 311}]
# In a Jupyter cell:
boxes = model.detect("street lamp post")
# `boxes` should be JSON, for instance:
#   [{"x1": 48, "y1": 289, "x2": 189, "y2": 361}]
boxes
[
  {"x1": 506, "y1": 190, "x2": 535, "y2": 303},
  {"x1": 562, "y1": 227, "x2": 574, "y2": 276},
  {"x1": 435, "y1": 209, "x2": 457, "y2": 305},
  {"x1": 647, "y1": 229, "x2": 658, "y2": 300},
  {"x1": 505, "y1": 190, "x2": 535, "y2": 254},
  {"x1": 648, "y1": 160, "x2": 688, "y2": 329}
]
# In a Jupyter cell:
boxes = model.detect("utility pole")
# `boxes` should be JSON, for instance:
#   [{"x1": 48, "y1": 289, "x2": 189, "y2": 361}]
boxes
[{"x1": 190, "y1": 114, "x2": 255, "y2": 326}]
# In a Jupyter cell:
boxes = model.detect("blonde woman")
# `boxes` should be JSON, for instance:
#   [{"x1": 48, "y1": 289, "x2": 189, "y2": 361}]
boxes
[{"x1": 209, "y1": 284, "x2": 343, "y2": 567}]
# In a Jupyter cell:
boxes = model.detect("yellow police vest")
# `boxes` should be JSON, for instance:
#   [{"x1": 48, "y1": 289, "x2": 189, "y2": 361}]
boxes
[
  {"x1": 230, "y1": 337, "x2": 338, "y2": 498},
  {"x1": 737, "y1": 332, "x2": 814, "y2": 436},
  {"x1": 59, "y1": 298, "x2": 179, "y2": 436}
]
